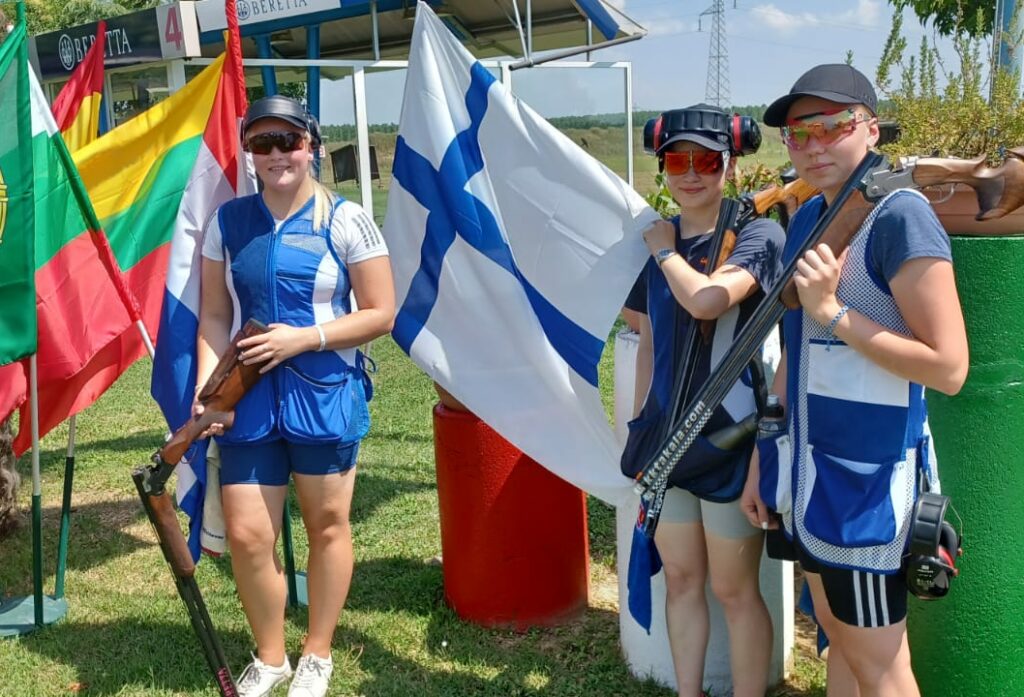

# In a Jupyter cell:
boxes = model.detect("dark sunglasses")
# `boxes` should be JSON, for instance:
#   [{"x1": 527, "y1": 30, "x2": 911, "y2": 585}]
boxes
[
  {"x1": 244, "y1": 131, "x2": 307, "y2": 155},
  {"x1": 663, "y1": 149, "x2": 725, "y2": 176}
]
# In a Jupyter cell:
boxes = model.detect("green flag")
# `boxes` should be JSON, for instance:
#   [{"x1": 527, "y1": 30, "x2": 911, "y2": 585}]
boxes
[{"x1": 0, "y1": 18, "x2": 35, "y2": 365}]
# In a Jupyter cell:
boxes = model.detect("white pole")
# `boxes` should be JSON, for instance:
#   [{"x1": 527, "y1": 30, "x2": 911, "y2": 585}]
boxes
[{"x1": 352, "y1": 67, "x2": 373, "y2": 220}]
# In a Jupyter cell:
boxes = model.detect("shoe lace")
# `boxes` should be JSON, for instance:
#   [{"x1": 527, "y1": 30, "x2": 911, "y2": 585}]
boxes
[
  {"x1": 292, "y1": 656, "x2": 327, "y2": 688},
  {"x1": 237, "y1": 657, "x2": 267, "y2": 689}
]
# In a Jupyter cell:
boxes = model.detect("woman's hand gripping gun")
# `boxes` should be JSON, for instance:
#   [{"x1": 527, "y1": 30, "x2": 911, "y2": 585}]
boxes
[
  {"x1": 636, "y1": 148, "x2": 1024, "y2": 534},
  {"x1": 132, "y1": 319, "x2": 269, "y2": 697}
]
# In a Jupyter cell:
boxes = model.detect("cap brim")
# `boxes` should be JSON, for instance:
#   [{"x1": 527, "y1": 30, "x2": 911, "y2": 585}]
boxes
[
  {"x1": 763, "y1": 90, "x2": 875, "y2": 127},
  {"x1": 656, "y1": 132, "x2": 729, "y2": 153},
  {"x1": 243, "y1": 113, "x2": 309, "y2": 134}
]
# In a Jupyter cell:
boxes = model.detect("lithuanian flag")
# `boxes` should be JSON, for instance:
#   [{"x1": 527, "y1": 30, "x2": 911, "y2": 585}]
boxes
[
  {"x1": 51, "y1": 20, "x2": 106, "y2": 152},
  {"x1": 0, "y1": 49, "x2": 242, "y2": 456}
]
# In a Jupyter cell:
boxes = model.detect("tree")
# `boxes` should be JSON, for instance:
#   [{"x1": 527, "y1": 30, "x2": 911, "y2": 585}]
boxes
[
  {"x1": 0, "y1": 0, "x2": 162, "y2": 34},
  {"x1": 888, "y1": 0, "x2": 994, "y2": 38}
]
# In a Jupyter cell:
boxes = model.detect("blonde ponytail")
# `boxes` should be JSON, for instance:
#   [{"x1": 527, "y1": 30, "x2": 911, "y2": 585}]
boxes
[{"x1": 311, "y1": 179, "x2": 337, "y2": 231}]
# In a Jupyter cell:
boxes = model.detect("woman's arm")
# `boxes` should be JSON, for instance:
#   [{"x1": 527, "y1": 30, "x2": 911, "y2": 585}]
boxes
[
  {"x1": 196, "y1": 257, "x2": 233, "y2": 391},
  {"x1": 794, "y1": 244, "x2": 969, "y2": 395},
  {"x1": 633, "y1": 313, "x2": 654, "y2": 418},
  {"x1": 238, "y1": 256, "x2": 396, "y2": 372},
  {"x1": 642, "y1": 218, "x2": 765, "y2": 320}
]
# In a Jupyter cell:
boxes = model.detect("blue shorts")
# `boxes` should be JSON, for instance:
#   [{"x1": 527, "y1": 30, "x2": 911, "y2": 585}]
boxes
[{"x1": 217, "y1": 438, "x2": 360, "y2": 486}]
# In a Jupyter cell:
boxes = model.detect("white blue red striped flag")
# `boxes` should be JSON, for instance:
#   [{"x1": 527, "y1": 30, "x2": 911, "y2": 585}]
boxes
[{"x1": 150, "y1": 18, "x2": 254, "y2": 562}]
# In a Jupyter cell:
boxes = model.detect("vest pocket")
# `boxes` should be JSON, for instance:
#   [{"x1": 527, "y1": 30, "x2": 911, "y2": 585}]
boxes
[
  {"x1": 216, "y1": 377, "x2": 277, "y2": 445},
  {"x1": 279, "y1": 365, "x2": 370, "y2": 445},
  {"x1": 757, "y1": 432, "x2": 792, "y2": 517},
  {"x1": 804, "y1": 445, "x2": 897, "y2": 548}
]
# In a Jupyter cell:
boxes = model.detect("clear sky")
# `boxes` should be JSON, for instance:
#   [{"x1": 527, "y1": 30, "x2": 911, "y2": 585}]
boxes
[
  {"x1": 591, "y1": 0, "x2": 963, "y2": 111},
  {"x1": 321, "y1": 0, "x2": 977, "y2": 125}
]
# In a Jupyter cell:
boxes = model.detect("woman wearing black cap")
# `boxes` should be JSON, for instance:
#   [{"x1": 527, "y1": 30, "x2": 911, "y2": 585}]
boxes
[
  {"x1": 194, "y1": 95, "x2": 395, "y2": 697},
  {"x1": 624, "y1": 104, "x2": 784, "y2": 697},
  {"x1": 741, "y1": 64, "x2": 968, "y2": 696}
]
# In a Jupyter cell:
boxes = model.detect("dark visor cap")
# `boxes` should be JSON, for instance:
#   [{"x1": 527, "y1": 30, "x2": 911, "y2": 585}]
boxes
[
  {"x1": 243, "y1": 95, "x2": 311, "y2": 135},
  {"x1": 763, "y1": 64, "x2": 877, "y2": 127}
]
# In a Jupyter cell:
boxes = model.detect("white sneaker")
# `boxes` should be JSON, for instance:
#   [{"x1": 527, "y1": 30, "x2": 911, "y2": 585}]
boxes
[
  {"x1": 236, "y1": 653, "x2": 293, "y2": 697},
  {"x1": 288, "y1": 653, "x2": 334, "y2": 697}
]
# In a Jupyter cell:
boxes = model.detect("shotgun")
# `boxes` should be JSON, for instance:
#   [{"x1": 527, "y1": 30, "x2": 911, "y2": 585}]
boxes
[
  {"x1": 635, "y1": 146, "x2": 1024, "y2": 534},
  {"x1": 133, "y1": 318, "x2": 269, "y2": 697}
]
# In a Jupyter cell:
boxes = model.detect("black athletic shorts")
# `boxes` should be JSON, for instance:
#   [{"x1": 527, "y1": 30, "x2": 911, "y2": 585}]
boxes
[{"x1": 798, "y1": 545, "x2": 908, "y2": 628}]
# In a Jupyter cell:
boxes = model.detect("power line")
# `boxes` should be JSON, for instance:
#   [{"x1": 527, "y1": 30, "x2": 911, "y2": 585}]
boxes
[{"x1": 700, "y1": 0, "x2": 731, "y2": 108}]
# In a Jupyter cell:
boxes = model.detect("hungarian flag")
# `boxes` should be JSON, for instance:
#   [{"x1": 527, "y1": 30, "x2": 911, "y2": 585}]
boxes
[
  {"x1": 0, "y1": 17, "x2": 35, "y2": 367},
  {"x1": 0, "y1": 47, "x2": 244, "y2": 455},
  {"x1": 151, "y1": 4, "x2": 253, "y2": 562},
  {"x1": 51, "y1": 20, "x2": 106, "y2": 152}
]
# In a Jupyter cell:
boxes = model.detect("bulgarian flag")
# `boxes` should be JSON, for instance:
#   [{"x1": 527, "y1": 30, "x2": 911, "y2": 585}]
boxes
[
  {"x1": 51, "y1": 20, "x2": 106, "y2": 152},
  {"x1": 0, "y1": 15, "x2": 35, "y2": 367},
  {"x1": 0, "y1": 31, "x2": 143, "y2": 437},
  {"x1": 151, "y1": 1, "x2": 253, "y2": 562},
  {"x1": 0, "y1": 36, "x2": 249, "y2": 456}
]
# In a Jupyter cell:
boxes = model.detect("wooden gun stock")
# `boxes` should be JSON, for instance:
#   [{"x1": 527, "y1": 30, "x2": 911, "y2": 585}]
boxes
[
  {"x1": 780, "y1": 192, "x2": 877, "y2": 309},
  {"x1": 912, "y1": 148, "x2": 1024, "y2": 220},
  {"x1": 158, "y1": 319, "x2": 269, "y2": 467},
  {"x1": 752, "y1": 177, "x2": 821, "y2": 218}
]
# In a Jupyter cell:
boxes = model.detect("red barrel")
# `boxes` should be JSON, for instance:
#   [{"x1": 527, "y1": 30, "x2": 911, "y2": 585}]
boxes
[{"x1": 433, "y1": 403, "x2": 589, "y2": 630}]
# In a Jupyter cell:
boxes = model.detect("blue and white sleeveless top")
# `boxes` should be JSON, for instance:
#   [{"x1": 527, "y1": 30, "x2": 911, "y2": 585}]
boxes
[
  {"x1": 759, "y1": 190, "x2": 940, "y2": 574},
  {"x1": 201, "y1": 193, "x2": 388, "y2": 446}
]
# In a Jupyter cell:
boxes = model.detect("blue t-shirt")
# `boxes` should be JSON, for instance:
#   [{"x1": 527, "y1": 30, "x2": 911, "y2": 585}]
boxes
[
  {"x1": 626, "y1": 215, "x2": 785, "y2": 430},
  {"x1": 783, "y1": 192, "x2": 952, "y2": 280}
]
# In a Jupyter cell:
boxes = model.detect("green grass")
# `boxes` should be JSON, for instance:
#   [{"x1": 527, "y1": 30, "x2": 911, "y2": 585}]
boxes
[{"x1": 0, "y1": 335, "x2": 825, "y2": 696}]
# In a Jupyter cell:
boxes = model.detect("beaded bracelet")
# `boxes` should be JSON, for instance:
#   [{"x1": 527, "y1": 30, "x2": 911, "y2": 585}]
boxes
[
  {"x1": 825, "y1": 304, "x2": 850, "y2": 352},
  {"x1": 315, "y1": 323, "x2": 327, "y2": 352}
]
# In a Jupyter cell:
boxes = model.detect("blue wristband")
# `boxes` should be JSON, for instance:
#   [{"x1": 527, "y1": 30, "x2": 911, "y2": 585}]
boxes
[{"x1": 825, "y1": 305, "x2": 850, "y2": 352}]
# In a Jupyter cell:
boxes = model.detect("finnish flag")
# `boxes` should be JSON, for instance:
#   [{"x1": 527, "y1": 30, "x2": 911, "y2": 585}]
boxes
[{"x1": 384, "y1": 3, "x2": 660, "y2": 505}]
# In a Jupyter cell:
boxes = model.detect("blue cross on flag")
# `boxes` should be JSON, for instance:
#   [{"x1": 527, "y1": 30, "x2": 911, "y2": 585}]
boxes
[{"x1": 384, "y1": 2, "x2": 659, "y2": 505}]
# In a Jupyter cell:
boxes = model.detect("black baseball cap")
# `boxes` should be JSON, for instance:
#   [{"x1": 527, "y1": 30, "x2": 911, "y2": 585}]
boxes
[
  {"x1": 243, "y1": 95, "x2": 311, "y2": 135},
  {"x1": 763, "y1": 64, "x2": 877, "y2": 127},
  {"x1": 657, "y1": 103, "x2": 731, "y2": 153}
]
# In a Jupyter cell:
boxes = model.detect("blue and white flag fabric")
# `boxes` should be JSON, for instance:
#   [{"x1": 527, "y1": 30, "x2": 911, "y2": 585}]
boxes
[{"x1": 384, "y1": 3, "x2": 660, "y2": 505}]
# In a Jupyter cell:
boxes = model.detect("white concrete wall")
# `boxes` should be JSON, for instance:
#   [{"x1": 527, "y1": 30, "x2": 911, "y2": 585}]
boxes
[{"x1": 613, "y1": 329, "x2": 794, "y2": 696}]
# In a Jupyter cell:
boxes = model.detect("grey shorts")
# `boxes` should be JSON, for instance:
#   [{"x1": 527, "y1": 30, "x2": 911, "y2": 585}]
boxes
[{"x1": 659, "y1": 486, "x2": 760, "y2": 539}]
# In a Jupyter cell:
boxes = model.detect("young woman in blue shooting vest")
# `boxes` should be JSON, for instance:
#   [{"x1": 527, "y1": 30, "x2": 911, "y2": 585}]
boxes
[
  {"x1": 740, "y1": 65, "x2": 969, "y2": 696},
  {"x1": 624, "y1": 105, "x2": 785, "y2": 697},
  {"x1": 194, "y1": 95, "x2": 394, "y2": 697}
]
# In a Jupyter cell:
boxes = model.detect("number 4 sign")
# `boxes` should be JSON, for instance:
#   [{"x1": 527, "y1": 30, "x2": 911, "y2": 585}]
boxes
[{"x1": 157, "y1": 3, "x2": 201, "y2": 59}]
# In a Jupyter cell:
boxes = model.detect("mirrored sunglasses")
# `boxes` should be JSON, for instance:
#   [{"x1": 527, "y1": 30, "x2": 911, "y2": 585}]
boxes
[
  {"x1": 780, "y1": 108, "x2": 869, "y2": 150},
  {"x1": 663, "y1": 149, "x2": 725, "y2": 176},
  {"x1": 244, "y1": 131, "x2": 307, "y2": 155}
]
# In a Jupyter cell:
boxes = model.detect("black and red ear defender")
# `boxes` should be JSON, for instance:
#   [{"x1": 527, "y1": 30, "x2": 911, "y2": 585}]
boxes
[
  {"x1": 642, "y1": 106, "x2": 762, "y2": 159},
  {"x1": 905, "y1": 492, "x2": 962, "y2": 600}
]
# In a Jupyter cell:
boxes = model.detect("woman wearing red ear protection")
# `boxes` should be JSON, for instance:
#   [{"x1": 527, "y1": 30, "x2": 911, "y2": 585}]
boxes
[
  {"x1": 623, "y1": 104, "x2": 785, "y2": 697},
  {"x1": 195, "y1": 95, "x2": 395, "y2": 697}
]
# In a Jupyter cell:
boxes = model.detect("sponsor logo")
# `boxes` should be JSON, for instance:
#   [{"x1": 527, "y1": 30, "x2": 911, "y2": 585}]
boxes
[
  {"x1": 237, "y1": 1, "x2": 251, "y2": 20},
  {"x1": 58, "y1": 34, "x2": 75, "y2": 70},
  {"x1": 56, "y1": 28, "x2": 134, "y2": 72},
  {"x1": 0, "y1": 166, "x2": 8, "y2": 245}
]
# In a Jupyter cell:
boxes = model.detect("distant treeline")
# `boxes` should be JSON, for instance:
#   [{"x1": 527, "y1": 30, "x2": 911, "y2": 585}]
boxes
[
  {"x1": 549, "y1": 105, "x2": 771, "y2": 129},
  {"x1": 320, "y1": 100, "x2": 896, "y2": 140}
]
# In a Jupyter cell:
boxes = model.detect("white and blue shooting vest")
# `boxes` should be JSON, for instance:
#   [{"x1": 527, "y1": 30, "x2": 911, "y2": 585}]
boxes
[
  {"x1": 758, "y1": 190, "x2": 940, "y2": 574},
  {"x1": 213, "y1": 193, "x2": 371, "y2": 447}
]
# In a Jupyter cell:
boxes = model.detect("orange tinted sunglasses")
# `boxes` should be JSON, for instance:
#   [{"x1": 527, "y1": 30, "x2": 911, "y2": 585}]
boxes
[
  {"x1": 663, "y1": 150, "x2": 725, "y2": 176},
  {"x1": 780, "y1": 108, "x2": 870, "y2": 150}
]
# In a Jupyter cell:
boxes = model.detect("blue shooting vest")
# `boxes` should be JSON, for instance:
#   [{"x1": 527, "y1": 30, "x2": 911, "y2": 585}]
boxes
[
  {"x1": 213, "y1": 193, "x2": 372, "y2": 447},
  {"x1": 757, "y1": 190, "x2": 940, "y2": 574}
]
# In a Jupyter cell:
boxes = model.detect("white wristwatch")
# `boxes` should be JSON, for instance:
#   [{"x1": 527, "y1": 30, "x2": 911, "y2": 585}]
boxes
[{"x1": 654, "y1": 248, "x2": 678, "y2": 267}]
